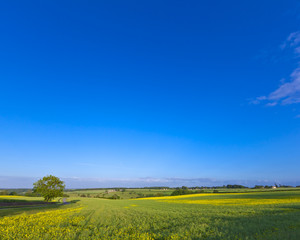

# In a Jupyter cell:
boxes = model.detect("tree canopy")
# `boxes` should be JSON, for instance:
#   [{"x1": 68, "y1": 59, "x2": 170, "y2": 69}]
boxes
[{"x1": 33, "y1": 175, "x2": 65, "y2": 202}]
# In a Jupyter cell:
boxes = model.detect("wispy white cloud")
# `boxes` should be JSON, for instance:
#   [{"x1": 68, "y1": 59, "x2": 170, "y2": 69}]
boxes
[
  {"x1": 265, "y1": 102, "x2": 278, "y2": 107},
  {"x1": 254, "y1": 31, "x2": 300, "y2": 108},
  {"x1": 280, "y1": 31, "x2": 300, "y2": 51},
  {"x1": 1, "y1": 176, "x2": 299, "y2": 188}
]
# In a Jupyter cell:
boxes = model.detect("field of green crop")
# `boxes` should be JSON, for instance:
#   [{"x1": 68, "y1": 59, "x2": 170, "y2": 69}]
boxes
[
  {"x1": 66, "y1": 187, "x2": 300, "y2": 199},
  {"x1": 1, "y1": 190, "x2": 300, "y2": 239},
  {"x1": 66, "y1": 188, "x2": 174, "y2": 199}
]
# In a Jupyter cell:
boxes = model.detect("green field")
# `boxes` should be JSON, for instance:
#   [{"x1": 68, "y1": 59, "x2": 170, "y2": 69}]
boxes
[
  {"x1": 1, "y1": 190, "x2": 300, "y2": 239},
  {"x1": 66, "y1": 188, "x2": 174, "y2": 199},
  {"x1": 65, "y1": 187, "x2": 300, "y2": 199}
]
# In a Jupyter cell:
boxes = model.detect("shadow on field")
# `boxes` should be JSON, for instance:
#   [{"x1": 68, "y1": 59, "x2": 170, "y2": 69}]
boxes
[
  {"x1": 0, "y1": 199, "x2": 81, "y2": 217},
  {"x1": 70, "y1": 200, "x2": 80, "y2": 203},
  {"x1": 280, "y1": 205, "x2": 300, "y2": 211}
]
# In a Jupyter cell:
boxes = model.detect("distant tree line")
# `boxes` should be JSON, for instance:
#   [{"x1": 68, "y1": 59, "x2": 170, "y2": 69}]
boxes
[
  {"x1": 226, "y1": 184, "x2": 247, "y2": 189},
  {"x1": 253, "y1": 184, "x2": 293, "y2": 189},
  {"x1": 189, "y1": 185, "x2": 248, "y2": 190},
  {"x1": 171, "y1": 186, "x2": 193, "y2": 196},
  {"x1": 0, "y1": 190, "x2": 18, "y2": 196}
]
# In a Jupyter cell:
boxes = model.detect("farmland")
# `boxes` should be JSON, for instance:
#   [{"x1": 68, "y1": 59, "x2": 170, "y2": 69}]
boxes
[
  {"x1": 1, "y1": 190, "x2": 300, "y2": 239},
  {"x1": 66, "y1": 188, "x2": 174, "y2": 199},
  {"x1": 65, "y1": 186, "x2": 300, "y2": 199}
]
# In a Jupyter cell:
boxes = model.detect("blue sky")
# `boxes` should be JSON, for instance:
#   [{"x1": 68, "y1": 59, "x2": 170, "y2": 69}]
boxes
[{"x1": 1, "y1": 0, "x2": 300, "y2": 188}]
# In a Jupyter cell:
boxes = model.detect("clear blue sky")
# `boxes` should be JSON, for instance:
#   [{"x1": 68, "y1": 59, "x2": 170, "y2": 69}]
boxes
[{"x1": 1, "y1": 1, "x2": 300, "y2": 188}]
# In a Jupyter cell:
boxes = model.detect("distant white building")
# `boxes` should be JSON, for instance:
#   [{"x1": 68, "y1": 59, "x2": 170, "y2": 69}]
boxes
[{"x1": 106, "y1": 189, "x2": 116, "y2": 193}]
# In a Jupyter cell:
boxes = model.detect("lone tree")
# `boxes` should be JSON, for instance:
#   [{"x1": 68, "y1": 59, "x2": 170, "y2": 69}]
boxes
[{"x1": 33, "y1": 175, "x2": 65, "y2": 202}]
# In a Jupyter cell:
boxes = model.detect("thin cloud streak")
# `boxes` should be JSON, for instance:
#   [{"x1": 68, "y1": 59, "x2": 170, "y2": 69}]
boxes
[
  {"x1": 1, "y1": 176, "x2": 299, "y2": 189},
  {"x1": 254, "y1": 31, "x2": 300, "y2": 108},
  {"x1": 280, "y1": 31, "x2": 300, "y2": 50}
]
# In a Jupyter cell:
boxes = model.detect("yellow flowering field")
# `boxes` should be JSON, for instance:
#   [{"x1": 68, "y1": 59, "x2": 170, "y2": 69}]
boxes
[
  {"x1": 1, "y1": 191, "x2": 300, "y2": 239},
  {"x1": 159, "y1": 197, "x2": 300, "y2": 205},
  {"x1": 136, "y1": 192, "x2": 247, "y2": 200},
  {"x1": 0, "y1": 196, "x2": 22, "y2": 198},
  {"x1": 0, "y1": 207, "x2": 84, "y2": 239},
  {"x1": 137, "y1": 191, "x2": 300, "y2": 205}
]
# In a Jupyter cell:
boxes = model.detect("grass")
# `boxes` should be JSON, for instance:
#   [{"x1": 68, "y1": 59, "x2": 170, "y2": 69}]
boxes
[{"x1": 1, "y1": 190, "x2": 300, "y2": 239}]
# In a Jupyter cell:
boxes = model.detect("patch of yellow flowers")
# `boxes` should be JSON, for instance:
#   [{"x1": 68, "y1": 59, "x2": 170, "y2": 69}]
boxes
[
  {"x1": 0, "y1": 195, "x2": 25, "y2": 198},
  {"x1": 136, "y1": 192, "x2": 247, "y2": 200},
  {"x1": 0, "y1": 207, "x2": 182, "y2": 239},
  {"x1": 159, "y1": 198, "x2": 300, "y2": 205},
  {"x1": 136, "y1": 192, "x2": 300, "y2": 206},
  {"x1": 0, "y1": 207, "x2": 84, "y2": 239}
]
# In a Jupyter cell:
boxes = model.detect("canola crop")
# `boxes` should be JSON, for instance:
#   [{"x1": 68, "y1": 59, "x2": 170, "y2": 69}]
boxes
[
  {"x1": 136, "y1": 192, "x2": 253, "y2": 200},
  {"x1": 159, "y1": 198, "x2": 300, "y2": 205},
  {"x1": 137, "y1": 192, "x2": 300, "y2": 205},
  {"x1": 0, "y1": 207, "x2": 84, "y2": 240},
  {"x1": 0, "y1": 205, "x2": 172, "y2": 239},
  {"x1": 0, "y1": 195, "x2": 25, "y2": 199},
  {"x1": 1, "y1": 191, "x2": 300, "y2": 240}
]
